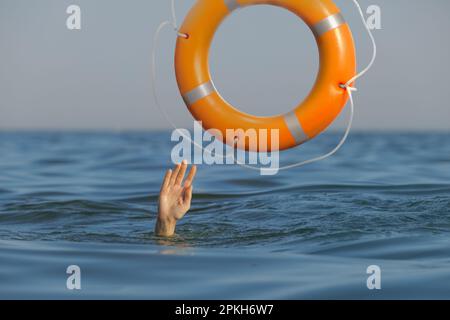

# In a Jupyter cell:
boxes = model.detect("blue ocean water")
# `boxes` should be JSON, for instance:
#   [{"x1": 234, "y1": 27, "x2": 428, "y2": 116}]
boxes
[{"x1": 0, "y1": 131, "x2": 450, "y2": 299}]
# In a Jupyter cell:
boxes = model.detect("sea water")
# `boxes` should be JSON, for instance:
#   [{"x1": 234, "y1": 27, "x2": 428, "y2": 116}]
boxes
[{"x1": 0, "y1": 131, "x2": 450, "y2": 299}]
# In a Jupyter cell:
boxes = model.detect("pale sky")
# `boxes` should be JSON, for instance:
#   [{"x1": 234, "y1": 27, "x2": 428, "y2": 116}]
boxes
[{"x1": 1, "y1": 0, "x2": 449, "y2": 131}]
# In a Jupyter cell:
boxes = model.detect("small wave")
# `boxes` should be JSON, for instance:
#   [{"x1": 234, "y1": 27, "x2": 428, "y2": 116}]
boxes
[
  {"x1": 0, "y1": 199, "x2": 138, "y2": 224},
  {"x1": 309, "y1": 235, "x2": 450, "y2": 260},
  {"x1": 0, "y1": 188, "x2": 13, "y2": 195},
  {"x1": 33, "y1": 158, "x2": 78, "y2": 166},
  {"x1": 179, "y1": 183, "x2": 450, "y2": 200},
  {"x1": 224, "y1": 178, "x2": 283, "y2": 188},
  {"x1": 272, "y1": 183, "x2": 450, "y2": 196},
  {"x1": 20, "y1": 191, "x2": 76, "y2": 198}
]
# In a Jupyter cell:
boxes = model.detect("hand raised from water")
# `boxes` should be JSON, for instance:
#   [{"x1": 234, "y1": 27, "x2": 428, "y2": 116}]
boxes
[{"x1": 155, "y1": 161, "x2": 197, "y2": 236}]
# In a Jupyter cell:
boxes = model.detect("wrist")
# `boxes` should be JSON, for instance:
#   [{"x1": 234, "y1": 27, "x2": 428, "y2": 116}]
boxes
[
  {"x1": 157, "y1": 211, "x2": 176, "y2": 223},
  {"x1": 155, "y1": 214, "x2": 177, "y2": 237}
]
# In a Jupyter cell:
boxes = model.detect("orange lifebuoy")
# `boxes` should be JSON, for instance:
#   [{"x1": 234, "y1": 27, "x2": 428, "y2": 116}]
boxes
[{"x1": 175, "y1": 0, "x2": 356, "y2": 152}]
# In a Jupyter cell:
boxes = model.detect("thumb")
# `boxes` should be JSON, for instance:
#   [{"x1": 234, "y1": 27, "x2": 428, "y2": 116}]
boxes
[{"x1": 183, "y1": 185, "x2": 193, "y2": 205}]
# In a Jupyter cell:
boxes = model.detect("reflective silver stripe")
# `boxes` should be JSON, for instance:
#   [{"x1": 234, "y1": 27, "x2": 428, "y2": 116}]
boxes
[
  {"x1": 311, "y1": 12, "x2": 346, "y2": 38},
  {"x1": 284, "y1": 111, "x2": 308, "y2": 145},
  {"x1": 182, "y1": 81, "x2": 216, "y2": 107},
  {"x1": 224, "y1": 0, "x2": 240, "y2": 12}
]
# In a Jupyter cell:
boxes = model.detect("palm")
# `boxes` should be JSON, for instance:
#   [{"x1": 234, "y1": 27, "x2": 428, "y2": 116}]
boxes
[
  {"x1": 159, "y1": 184, "x2": 190, "y2": 220},
  {"x1": 158, "y1": 162, "x2": 197, "y2": 221}
]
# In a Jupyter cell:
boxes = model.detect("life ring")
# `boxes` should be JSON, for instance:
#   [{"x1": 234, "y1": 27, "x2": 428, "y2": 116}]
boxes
[{"x1": 175, "y1": 0, "x2": 356, "y2": 152}]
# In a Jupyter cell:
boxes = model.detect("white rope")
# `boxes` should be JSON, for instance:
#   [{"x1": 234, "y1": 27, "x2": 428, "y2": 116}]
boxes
[
  {"x1": 151, "y1": 21, "x2": 230, "y2": 160},
  {"x1": 346, "y1": 0, "x2": 377, "y2": 87},
  {"x1": 170, "y1": 0, "x2": 188, "y2": 38},
  {"x1": 151, "y1": 0, "x2": 377, "y2": 172}
]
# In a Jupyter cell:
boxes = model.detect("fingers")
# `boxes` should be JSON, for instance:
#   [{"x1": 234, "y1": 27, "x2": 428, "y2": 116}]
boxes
[
  {"x1": 169, "y1": 163, "x2": 181, "y2": 186},
  {"x1": 160, "y1": 169, "x2": 172, "y2": 191},
  {"x1": 167, "y1": 161, "x2": 196, "y2": 188},
  {"x1": 175, "y1": 160, "x2": 188, "y2": 186},
  {"x1": 184, "y1": 165, "x2": 197, "y2": 187},
  {"x1": 183, "y1": 185, "x2": 193, "y2": 205}
]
